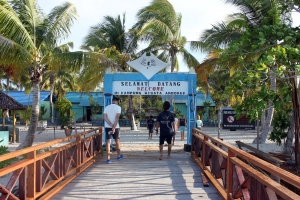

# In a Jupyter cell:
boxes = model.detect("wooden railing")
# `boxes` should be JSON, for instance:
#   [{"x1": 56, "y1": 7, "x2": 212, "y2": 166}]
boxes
[
  {"x1": 191, "y1": 128, "x2": 300, "y2": 200},
  {"x1": 0, "y1": 127, "x2": 102, "y2": 200}
]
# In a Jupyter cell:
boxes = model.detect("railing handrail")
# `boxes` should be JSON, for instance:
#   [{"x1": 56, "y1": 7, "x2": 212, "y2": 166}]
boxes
[
  {"x1": 192, "y1": 128, "x2": 300, "y2": 199},
  {"x1": 0, "y1": 127, "x2": 103, "y2": 199},
  {"x1": 0, "y1": 128, "x2": 100, "y2": 162}
]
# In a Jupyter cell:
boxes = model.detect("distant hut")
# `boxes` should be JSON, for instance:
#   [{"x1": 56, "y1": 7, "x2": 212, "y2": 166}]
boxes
[{"x1": 0, "y1": 91, "x2": 26, "y2": 142}]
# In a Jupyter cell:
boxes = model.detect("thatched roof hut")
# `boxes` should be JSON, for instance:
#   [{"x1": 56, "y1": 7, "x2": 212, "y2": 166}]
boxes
[
  {"x1": 0, "y1": 91, "x2": 27, "y2": 110},
  {"x1": 0, "y1": 91, "x2": 27, "y2": 141}
]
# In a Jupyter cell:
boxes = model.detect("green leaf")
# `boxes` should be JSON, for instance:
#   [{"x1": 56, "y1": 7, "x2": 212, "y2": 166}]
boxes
[
  {"x1": 277, "y1": 32, "x2": 284, "y2": 37},
  {"x1": 257, "y1": 63, "x2": 267, "y2": 70}
]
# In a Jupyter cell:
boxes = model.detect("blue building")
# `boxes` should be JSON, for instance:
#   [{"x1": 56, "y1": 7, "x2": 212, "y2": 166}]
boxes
[
  {"x1": 162, "y1": 92, "x2": 216, "y2": 122},
  {"x1": 63, "y1": 92, "x2": 104, "y2": 122}
]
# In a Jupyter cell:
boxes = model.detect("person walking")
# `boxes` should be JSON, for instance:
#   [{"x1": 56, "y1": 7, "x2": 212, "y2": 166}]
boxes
[
  {"x1": 155, "y1": 101, "x2": 175, "y2": 160},
  {"x1": 179, "y1": 114, "x2": 187, "y2": 140},
  {"x1": 146, "y1": 115, "x2": 155, "y2": 139},
  {"x1": 196, "y1": 115, "x2": 203, "y2": 130},
  {"x1": 103, "y1": 96, "x2": 123, "y2": 164},
  {"x1": 172, "y1": 114, "x2": 178, "y2": 145}
]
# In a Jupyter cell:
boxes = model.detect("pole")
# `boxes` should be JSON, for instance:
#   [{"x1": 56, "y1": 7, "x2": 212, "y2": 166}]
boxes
[
  {"x1": 217, "y1": 109, "x2": 221, "y2": 138},
  {"x1": 257, "y1": 119, "x2": 259, "y2": 150}
]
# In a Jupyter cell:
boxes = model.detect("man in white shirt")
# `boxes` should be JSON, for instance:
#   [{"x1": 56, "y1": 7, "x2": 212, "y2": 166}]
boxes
[{"x1": 104, "y1": 96, "x2": 123, "y2": 164}]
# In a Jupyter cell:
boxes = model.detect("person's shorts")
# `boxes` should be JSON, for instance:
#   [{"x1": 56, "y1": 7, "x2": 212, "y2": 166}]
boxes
[
  {"x1": 105, "y1": 128, "x2": 120, "y2": 140},
  {"x1": 159, "y1": 134, "x2": 172, "y2": 145},
  {"x1": 149, "y1": 128, "x2": 153, "y2": 133},
  {"x1": 179, "y1": 126, "x2": 186, "y2": 132}
]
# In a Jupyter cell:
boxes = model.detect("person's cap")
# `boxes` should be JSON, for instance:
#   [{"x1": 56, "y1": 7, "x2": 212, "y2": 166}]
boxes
[{"x1": 112, "y1": 96, "x2": 119, "y2": 101}]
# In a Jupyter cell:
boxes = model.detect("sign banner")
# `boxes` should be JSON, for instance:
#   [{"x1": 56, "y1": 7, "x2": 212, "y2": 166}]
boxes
[
  {"x1": 222, "y1": 109, "x2": 255, "y2": 130},
  {"x1": 126, "y1": 53, "x2": 170, "y2": 80},
  {"x1": 113, "y1": 81, "x2": 188, "y2": 95}
]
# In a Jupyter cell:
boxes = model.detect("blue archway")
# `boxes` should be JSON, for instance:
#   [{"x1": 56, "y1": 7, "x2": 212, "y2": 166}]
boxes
[{"x1": 103, "y1": 72, "x2": 196, "y2": 150}]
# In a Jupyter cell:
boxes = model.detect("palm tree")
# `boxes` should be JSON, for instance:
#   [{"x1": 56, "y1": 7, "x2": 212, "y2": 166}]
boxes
[
  {"x1": 0, "y1": 0, "x2": 115, "y2": 149},
  {"x1": 41, "y1": 42, "x2": 75, "y2": 122},
  {"x1": 81, "y1": 14, "x2": 140, "y2": 130},
  {"x1": 133, "y1": 0, "x2": 199, "y2": 72}
]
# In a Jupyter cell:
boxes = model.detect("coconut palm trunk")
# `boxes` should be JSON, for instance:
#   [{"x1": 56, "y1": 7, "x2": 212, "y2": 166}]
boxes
[
  {"x1": 17, "y1": 82, "x2": 40, "y2": 149},
  {"x1": 128, "y1": 95, "x2": 137, "y2": 130},
  {"x1": 253, "y1": 68, "x2": 276, "y2": 144}
]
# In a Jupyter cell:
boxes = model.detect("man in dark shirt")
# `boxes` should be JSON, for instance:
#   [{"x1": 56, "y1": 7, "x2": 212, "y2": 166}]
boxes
[
  {"x1": 146, "y1": 115, "x2": 155, "y2": 139},
  {"x1": 155, "y1": 101, "x2": 175, "y2": 160}
]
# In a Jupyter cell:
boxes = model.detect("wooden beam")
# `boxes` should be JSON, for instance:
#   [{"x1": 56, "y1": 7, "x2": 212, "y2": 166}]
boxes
[
  {"x1": 231, "y1": 157, "x2": 300, "y2": 199},
  {"x1": 235, "y1": 141, "x2": 285, "y2": 164}
]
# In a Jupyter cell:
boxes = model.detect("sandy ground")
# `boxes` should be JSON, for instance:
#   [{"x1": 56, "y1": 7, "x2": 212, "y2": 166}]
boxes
[{"x1": 0, "y1": 125, "x2": 284, "y2": 187}]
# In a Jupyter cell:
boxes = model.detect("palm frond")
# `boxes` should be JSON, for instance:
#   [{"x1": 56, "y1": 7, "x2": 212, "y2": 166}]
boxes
[
  {"x1": 39, "y1": 2, "x2": 78, "y2": 48},
  {"x1": 181, "y1": 48, "x2": 200, "y2": 69},
  {"x1": 0, "y1": 35, "x2": 33, "y2": 66},
  {"x1": 0, "y1": 3, "x2": 35, "y2": 50},
  {"x1": 138, "y1": 18, "x2": 174, "y2": 42}
]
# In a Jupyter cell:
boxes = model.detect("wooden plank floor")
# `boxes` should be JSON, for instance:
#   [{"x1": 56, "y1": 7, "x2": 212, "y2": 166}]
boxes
[{"x1": 51, "y1": 148, "x2": 221, "y2": 200}]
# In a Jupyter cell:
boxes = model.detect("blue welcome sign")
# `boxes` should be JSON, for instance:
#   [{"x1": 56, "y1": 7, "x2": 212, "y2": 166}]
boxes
[{"x1": 103, "y1": 54, "x2": 196, "y2": 148}]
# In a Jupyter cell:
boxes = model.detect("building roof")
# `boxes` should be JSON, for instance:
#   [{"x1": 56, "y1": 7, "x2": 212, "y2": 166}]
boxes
[
  {"x1": 196, "y1": 92, "x2": 216, "y2": 107},
  {"x1": 0, "y1": 91, "x2": 27, "y2": 110},
  {"x1": 162, "y1": 92, "x2": 215, "y2": 106},
  {"x1": 64, "y1": 92, "x2": 104, "y2": 106},
  {"x1": 2, "y1": 91, "x2": 52, "y2": 106}
]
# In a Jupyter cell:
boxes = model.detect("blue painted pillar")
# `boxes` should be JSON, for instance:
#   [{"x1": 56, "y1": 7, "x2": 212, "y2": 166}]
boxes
[{"x1": 185, "y1": 74, "x2": 196, "y2": 150}]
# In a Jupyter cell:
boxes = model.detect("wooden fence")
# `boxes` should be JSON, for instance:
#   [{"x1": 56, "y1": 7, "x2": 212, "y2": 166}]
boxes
[
  {"x1": 191, "y1": 128, "x2": 300, "y2": 200},
  {"x1": 0, "y1": 127, "x2": 102, "y2": 200}
]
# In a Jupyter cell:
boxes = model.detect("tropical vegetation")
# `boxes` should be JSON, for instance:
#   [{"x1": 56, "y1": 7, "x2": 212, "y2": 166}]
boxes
[
  {"x1": 0, "y1": 0, "x2": 115, "y2": 149},
  {"x1": 193, "y1": 0, "x2": 300, "y2": 165},
  {"x1": 1, "y1": 0, "x2": 300, "y2": 169}
]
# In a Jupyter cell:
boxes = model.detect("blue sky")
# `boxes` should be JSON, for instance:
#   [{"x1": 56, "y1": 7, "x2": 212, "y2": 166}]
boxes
[{"x1": 38, "y1": 0, "x2": 300, "y2": 72}]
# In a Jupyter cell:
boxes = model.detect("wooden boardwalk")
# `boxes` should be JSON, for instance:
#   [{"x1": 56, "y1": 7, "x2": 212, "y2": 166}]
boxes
[{"x1": 51, "y1": 129, "x2": 221, "y2": 199}]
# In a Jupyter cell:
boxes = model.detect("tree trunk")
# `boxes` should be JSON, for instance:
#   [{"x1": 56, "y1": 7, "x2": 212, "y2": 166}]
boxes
[
  {"x1": 49, "y1": 74, "x2": 55, "y2": 123},
  {"x1": 261, "y1": 109, "x2": 266, "y2": 131},
  {"x1": 291, "y1": 75, "x2": 300, "y2": 165},
  {"x1": 128, "y1": 95, "x2": 137, "y2": 130},
  {"x1": 17, "y1": 66, "x2": 43, "y2": 150},
  {"x1": 252, "y1": 68, "x2": 276, "y2": 144},
  {"x1": 169, "y1": 52, "x2": 175, "y2": 105},
  {"x1": 283, "y1": 113, "x2": 295, "y2": 156},
  {"x1": 17, "y1": 83, "x2": 40, "y2": 149}
]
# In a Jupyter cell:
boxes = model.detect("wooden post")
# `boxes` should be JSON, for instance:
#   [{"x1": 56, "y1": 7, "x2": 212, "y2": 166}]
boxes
[
  {"x1": 27, "y1": 150, "x2": 36, "y2": 199},
  {"x1": 227, "y1": 149, "x2": 234, "y2": 200},
  {"x1": 13, "y1": 110, "x2": 16, "y2": 143},
  {"x1": 2, "y1": 109, "x2": 4, "y2": 128},
  {"x1": 76, "y1": 135, "x2": 81, "y2": 173},
  {"x1": 202, "y1": 136, "x2": 208, "y2": 165}
]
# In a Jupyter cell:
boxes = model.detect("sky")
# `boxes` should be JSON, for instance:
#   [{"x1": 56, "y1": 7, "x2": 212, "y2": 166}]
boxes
[{"x1": 38, "y1": 0, "x2": 300, "y2": 72}]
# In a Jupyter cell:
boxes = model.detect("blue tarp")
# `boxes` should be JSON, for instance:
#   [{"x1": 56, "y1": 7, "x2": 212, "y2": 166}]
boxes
[
  {"x1": 64, "y1": 92, "x2": 104, "y2": 106},
  {"x1": 2, "y1": 91, "x2": 51, "y2": 106}
]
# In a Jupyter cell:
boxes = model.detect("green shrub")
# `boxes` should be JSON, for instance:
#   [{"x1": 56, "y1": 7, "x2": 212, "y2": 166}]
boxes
[{"x1": 0, "y1": 140, "x2": 18, "y2": 169}]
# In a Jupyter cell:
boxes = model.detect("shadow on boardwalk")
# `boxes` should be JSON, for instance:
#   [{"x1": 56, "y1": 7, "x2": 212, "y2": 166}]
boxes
[{"x1": 51, "y1": 129, "x2": 221, "y2": 200}]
